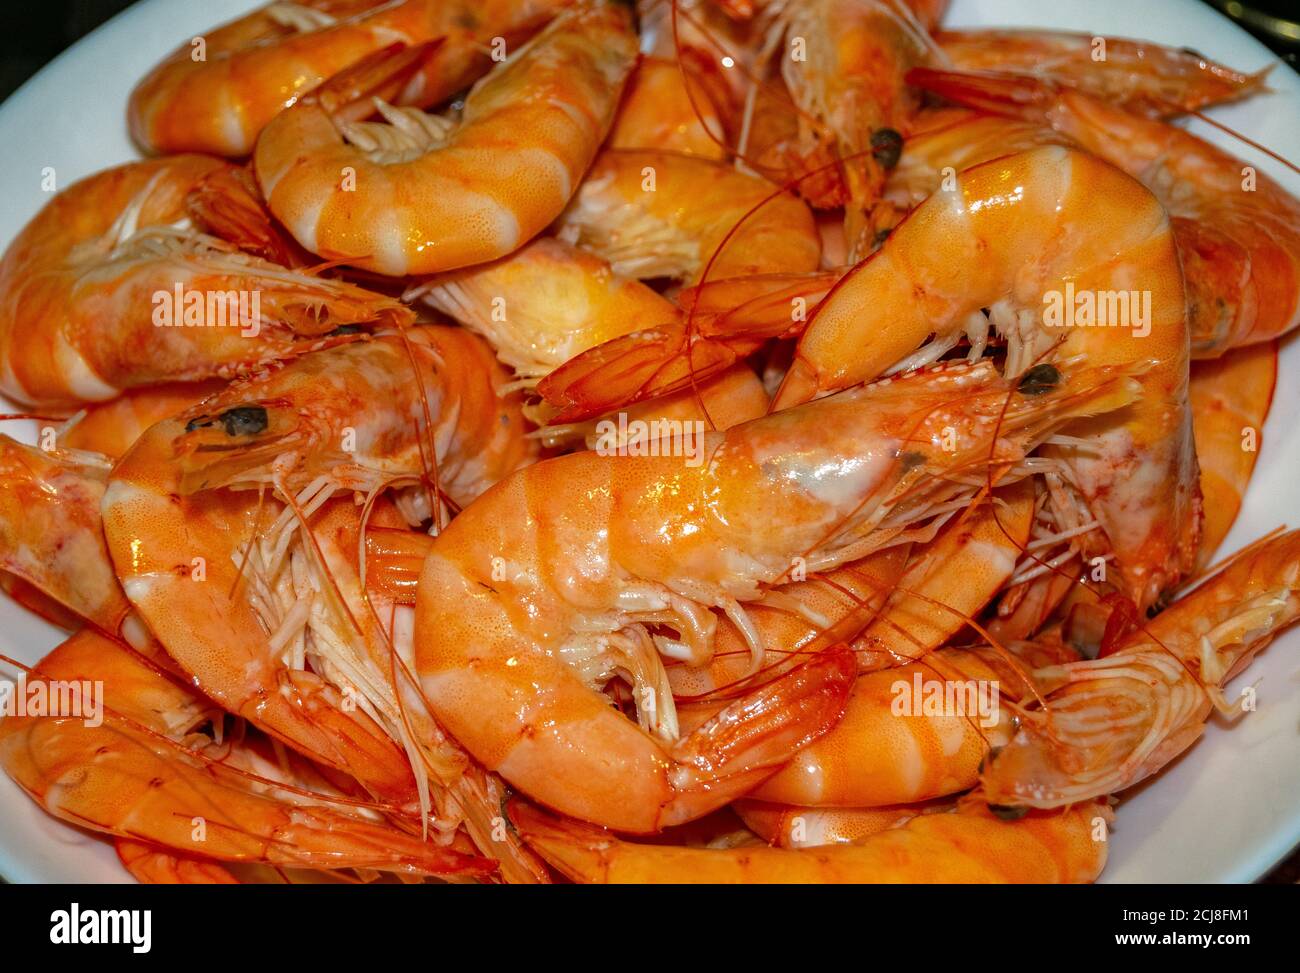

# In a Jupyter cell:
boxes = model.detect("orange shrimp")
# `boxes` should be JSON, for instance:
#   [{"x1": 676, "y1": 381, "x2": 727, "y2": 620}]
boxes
[
  {"x1": 1190, "y1": 343, "x2": 1277, "y2": 567},
  {"x1": 982, "y1": 528, "x2": 1300, "y2": 809},
  {"x1": 0, "y1": 630, "x2": 493, "y2": 880},
  {"x1": 0, "y1": 436, "x2": 130, "y2": 639},
  {"x1": 554, "y1": 147, "x2": 821, "y2": 284},
  {"x1": 508, "y1": 796, "x2": 1110, "y2": 882},
  {"x1": 733, "y1": 800, "x2": 931, "y2": 847},
  {"x1": 254, "y1": 2, "x2": 637, "y2": 276},
  {"x1": 60, "y1": 381, "x2": 226, "y2": 460},
  {"x1": 115, "y1": 840, "x2": 240, "y2": 885},
  {"x1": 776, "y1": 146, "x2": 1198, "y2": 611},
  {"x1": 0, "y1": 156, "x2": 411, "y2": 408},
  {"x1": 907, "y1": 69, "x2": 1300, "y2": 357},
  {"x1": 128, "y1": 0, "x2": 569, "y2": 157},
  {"x1": 934, "y1": 29, "x2": 1269, "y2": 116},
  {"x1": 413, "y1": 357, "x2": 1140, "y2": 831},
  {"x1": 608, "y1": 55, "x2": 729, "y2": 158},
  {"x1": 405, "y1": 234, "x2": 770, "y2": 436},
  {"x1": 101, "y1": 329, "x2": 534, "y2": 808}
]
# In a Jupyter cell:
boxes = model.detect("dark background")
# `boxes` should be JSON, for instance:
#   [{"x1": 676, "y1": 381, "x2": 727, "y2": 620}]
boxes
[{"x1": 0, "y1": 0, "x2": 1296, "y2": 883}]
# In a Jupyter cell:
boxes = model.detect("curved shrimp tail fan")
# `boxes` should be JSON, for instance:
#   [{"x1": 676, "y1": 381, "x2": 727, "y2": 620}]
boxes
[
  {"x1": 186, "y1": 166, "x2": 302, "y2": 268},
  {"x1": 312, "y1": 39, "x2": 446, "y2": 122},
  {"x1": 537, "y1": 322, "x2": 756, "y2": 423},
  {"x1": 507, "y1": 798, "x2": 609, "y2": 883},
  {"x1": 905, "y1": 67, "x2": 1060, "y2": 124},
  {"x1": 665, "y1": 644, "x2": 856, "y2": 814}
]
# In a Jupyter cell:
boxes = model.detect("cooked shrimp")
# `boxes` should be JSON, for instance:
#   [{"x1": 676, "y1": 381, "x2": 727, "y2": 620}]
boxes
[
  {"x1": 982, "y1": 528, "x2": 1300, "y2": 809},
  {"x1": 60, "y1": 381, "x2": 226, "y2": 460},
  {"x1": 101, "y1": 329, "x2": 534, "y2": 808},
  {"x1": 907, "y1": 69, "x2": 1300, "y2": 357},
  {"x1": 608, "y1": 55, "x2": 728, "y2": 158},
  {"x1": 747, "y1": 645, "x2": 1020, "y2": 807},
  {"x1": 413, "y1": 357, "x2": 1140, "y2": 831},
  {"x1": 1190, "y1": 343, "x2": 1277, "y2": 567},
  {"x1": 935, "y1": 29, "x2": 1269, "y2": 116},
  {"x1": 770, "y1": 0, "x2": 934, "y2": 255},
  {"x1": 536, "y1": 269, "x2": 842, "y2": 422},
  {"x1": 0, "y1": 156, "x2": 412, "y2": 408},
  {"x1": 776, "y1": 146, "x2": 1198, "y2": 611},
  {"x1": 508, "y1": 796, "x2": 1110, "y2": 882},
  {"x1": 129, "y1": 0, "x2": 569, "y2": 157},
  {"x1": 407, "y1": 233, "x2": 770, "y2": 438},
  {"x1": 0, "y1": 436, "x2": 130, "y2": 638},
  {"x1": 115, "y1": 840, "x2": 240, "y2": 885},
  {"x1": 0, "y1": 630, "x2": 494, "y2": 880},
  {"x1": 553, "y1": 148, "x2": 820, "y2": 283},
  {"x1": 255, "y1": 2, "x2": 637, "y2": 276},
  {"x1": 409, "y1": 236, "x2": 681, "y2": 379},
  {"x1": 733, "y1": 800, "x2": 929, "y2": 847}
]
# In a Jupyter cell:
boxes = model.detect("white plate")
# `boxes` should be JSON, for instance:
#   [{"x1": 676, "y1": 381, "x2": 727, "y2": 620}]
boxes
[{"x1": 0, "y1": 0, "x2": 1297, "y2": 883}]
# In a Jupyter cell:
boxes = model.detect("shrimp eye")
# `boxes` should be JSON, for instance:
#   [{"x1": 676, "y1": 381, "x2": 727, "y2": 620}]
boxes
[
  {"x1": 977, "y1": 745, "x2": 1003, "y2": 775},
  {"x1": 870, "y1": 128, "x2": 903, "y2": 170},
  {"x1": 988, "y1": 803, "x2": 1030, "y2": 821},
  {"x1": 1017, "y1": 363, "x2": 1061, "y2": 396},
  {"x1": 327, "y1": 324, "x2": 364, "y2": 336},
  {"x1": 217, "y1": 406, "x2": 269, "y2": 437}
]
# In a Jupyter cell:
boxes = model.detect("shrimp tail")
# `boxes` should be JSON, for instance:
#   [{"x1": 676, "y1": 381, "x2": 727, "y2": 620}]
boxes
[
  {"x1": 537, "y1": 321, "x2": 752, "y2": 423},
  {"x1": 310, "y1": 40, "x2": 447, "y2": 122},
  {"x1": 537, "y1": 271, "x2": 841, "y2": 422},
  {"x1": 185, "y1": 165, "x2": 302, "y2": 268},
  {"x1": 662, "y1": 643, "x2": 857, "y2": 823},
  {"x1": 506, "y1": 799, "x2": 616, "y2": 881},
  {"x1": 983, "y1": 528, "x2": 1300, "y2": 808}
]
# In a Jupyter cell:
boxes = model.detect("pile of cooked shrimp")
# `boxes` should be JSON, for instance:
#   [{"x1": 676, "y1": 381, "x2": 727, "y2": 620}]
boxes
[{"x1": 0, "y1": 0, "x2": 1296, "y2": 884}]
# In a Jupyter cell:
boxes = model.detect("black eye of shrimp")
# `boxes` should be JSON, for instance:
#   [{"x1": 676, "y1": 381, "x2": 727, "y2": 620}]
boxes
[
  {"x1": 1017, "y1": 363, "x2": 1061, "y2": 396},
  {"x1": 870, "y1": 128, "x2": 903, "y2": 170},
  {"x1": 988, "y1": 804, "x2": 1030, "y2": 821},
  {"x1": 188, "y1": 406, "x2": 270, "y2": 437}
]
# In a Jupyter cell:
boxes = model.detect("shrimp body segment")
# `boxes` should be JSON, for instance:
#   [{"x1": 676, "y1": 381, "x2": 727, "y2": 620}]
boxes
[
  {"x1": 509, "y1": 798, "x2": 1109, "y2": 883},
  {"x1": 0, "y1": 156, "x2": 411, "y2": 408},
  {"x1": 410, "y1": 236, "x2": 679, "y2": 379},
  {"x1": 255, "y1": 3, "x2": 638, "y2": 276},
  {"x1": 777, "y1": 146, "x2": 1198, "y2": 610},
  {"x1": 414, "y1": 359, "x2": 1139, "y2": 832},
  {"x1": 1190, "y1": 343, "x2": 1276, "y2": 567}
]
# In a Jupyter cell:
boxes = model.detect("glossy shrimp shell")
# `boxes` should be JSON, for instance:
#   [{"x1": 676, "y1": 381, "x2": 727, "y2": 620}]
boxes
[
  {"x1": 255, "y1": 2, "x2": 638, "y2": 276},
  {"x1": 129, "y1": 0, "x2": 570, "y2": 157}
]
